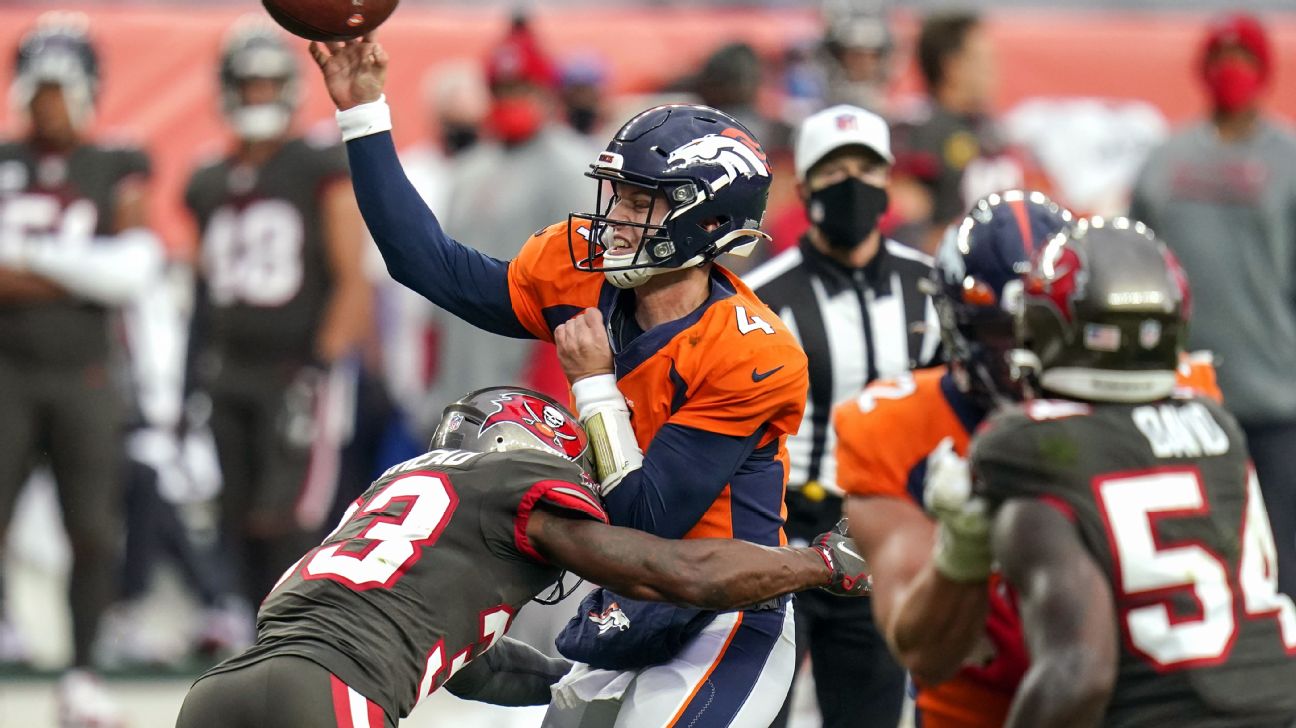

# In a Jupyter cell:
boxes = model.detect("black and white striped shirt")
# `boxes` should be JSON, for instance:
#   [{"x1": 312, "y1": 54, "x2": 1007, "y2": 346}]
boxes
[{"x1": 745, "y1": 237, "x2": 940, "y2": 495}]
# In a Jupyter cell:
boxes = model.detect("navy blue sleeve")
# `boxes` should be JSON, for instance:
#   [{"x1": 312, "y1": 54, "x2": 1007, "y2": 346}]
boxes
[
  {"x1": 346, "y1": 132, "x2": 533, "y2": 339},
  {"x1": 602, "y1": 423, "x2": 765, "y2": 539}
]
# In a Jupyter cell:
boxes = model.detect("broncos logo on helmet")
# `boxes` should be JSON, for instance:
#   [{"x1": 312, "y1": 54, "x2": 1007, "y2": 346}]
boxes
[
  {"x1": 665, "y1": 129, "x2": 771, "y2": 185},
  {"x1": 479, "y1": 392, "x2": 588, "y2": 461}
]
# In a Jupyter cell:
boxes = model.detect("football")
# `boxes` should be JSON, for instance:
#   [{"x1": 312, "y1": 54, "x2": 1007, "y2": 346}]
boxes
[{"x1": 261, "y1": 0, "x2": 398, "y2": 42}]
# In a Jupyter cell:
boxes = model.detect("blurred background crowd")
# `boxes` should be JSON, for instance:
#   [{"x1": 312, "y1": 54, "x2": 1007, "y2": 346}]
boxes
[{"x1": 0, "y1": 1, "x2": 1294, "y2": 726}]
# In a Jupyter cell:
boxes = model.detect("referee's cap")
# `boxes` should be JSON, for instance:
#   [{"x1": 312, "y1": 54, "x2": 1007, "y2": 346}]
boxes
[{"x1": 794, "y1": 104, "x2": 893, "y2": 182}]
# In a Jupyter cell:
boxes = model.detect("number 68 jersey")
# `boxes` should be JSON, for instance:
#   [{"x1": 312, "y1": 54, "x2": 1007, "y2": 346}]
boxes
[
  {"x1": 184, "y1": 137, "x2": 347, "y2": 364},
  {"x1": 971, "y1": 395, "x2": 1296, "y2": 728},
  {"x1": 202, "y1": 447, "x2": 607, "y2": 721}
]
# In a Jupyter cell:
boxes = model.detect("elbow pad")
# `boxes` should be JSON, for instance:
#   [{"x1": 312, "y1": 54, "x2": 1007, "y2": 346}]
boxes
[{"x1": 572, "y1": 374, "x2": 643, "y2": 497}]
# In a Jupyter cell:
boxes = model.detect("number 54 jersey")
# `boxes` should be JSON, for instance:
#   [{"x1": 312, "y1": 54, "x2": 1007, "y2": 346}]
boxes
[
  {"x1": 202, "y1": 447, "x2": 607, "y2": 722},
  {"x1": 971, "y1": 396, "x2": 1296, "y2": 728}
]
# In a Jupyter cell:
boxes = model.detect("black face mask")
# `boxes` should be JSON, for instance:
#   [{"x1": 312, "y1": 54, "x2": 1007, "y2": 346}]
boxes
[
  {"x1": 442, "y1": 125, "x2": 479, "y2": 156},
  {"x1": 568, "y1": 106, "x2": 599, "y2": 136},
  {"x1": 807, "y1": 177, "x2": 889, "y2": 251}
]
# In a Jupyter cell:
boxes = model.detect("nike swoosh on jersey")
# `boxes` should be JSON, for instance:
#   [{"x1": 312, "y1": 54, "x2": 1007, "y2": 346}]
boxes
[
  {"x1": 837, "y1": 542, "x2": 864, "y2": 562},
  {"x1": 751, "y1": 365, "x2": 785, "y2": 383}
]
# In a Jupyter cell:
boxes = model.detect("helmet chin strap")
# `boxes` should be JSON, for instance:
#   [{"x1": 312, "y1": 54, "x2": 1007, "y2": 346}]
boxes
[
  {"x1": 229, "y1": 103, "x2": 290, "y2": 142},
  {"x1": 601, "y1": 228, "x2": 770, "y2": 289}
]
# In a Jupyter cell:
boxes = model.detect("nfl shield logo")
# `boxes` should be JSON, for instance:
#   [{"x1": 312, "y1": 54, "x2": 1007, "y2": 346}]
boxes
[
  {"x1": 1139, "y1": 320, "x2": 1162, "y2": 349},
  {"x1": 836, "y1": 113, "x2": 858, "y2": 131}
]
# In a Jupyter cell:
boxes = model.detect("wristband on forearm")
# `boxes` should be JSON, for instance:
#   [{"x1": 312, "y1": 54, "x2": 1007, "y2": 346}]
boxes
[
  {"x1": 336, "y1": 95, "x2": 392, "y2": 142},
  {"x1": 571, "y1": 374, "x2": 643, "y2": 496}
]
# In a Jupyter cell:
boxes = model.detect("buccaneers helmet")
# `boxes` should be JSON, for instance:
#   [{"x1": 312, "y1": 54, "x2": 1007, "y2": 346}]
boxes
[
  {"x1": 932, "y1": 190, "x2": 1072, "y2": 406},
  {"x1": 1017, "y1": 217, "x2": 1190, "y2": 403},
  {"x1": 430, "y1": 387, "x2": 592, "y2": 472},
  {"x1": 569, "y1": 104, "x2": 773, "y2": 289},
  {"x1": 12, "y1": 13, "x2": 99, "y2": 130},
  {"x1": 219, "y1": 19, "x2": 299, "y2": 141}
]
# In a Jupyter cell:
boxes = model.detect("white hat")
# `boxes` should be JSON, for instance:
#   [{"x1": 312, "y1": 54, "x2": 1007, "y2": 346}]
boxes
[{"x1": 794, "y1": 104, "x2": 893, "y2": 182}]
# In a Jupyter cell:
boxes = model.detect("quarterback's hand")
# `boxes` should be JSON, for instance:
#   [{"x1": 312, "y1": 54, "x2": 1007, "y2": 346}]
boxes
[
  {"x1": 811, "y1": 519, "x2": 872, "y2": 596},
  {"x1": 923, "y1": 437, "x2": 993, "y2": 583},
  {"x1": 555, "y1": 308, "x2": 615, "y2": 384},
  {"x1": 308, "y1": 34, "x2": 388, "y2": 111}
]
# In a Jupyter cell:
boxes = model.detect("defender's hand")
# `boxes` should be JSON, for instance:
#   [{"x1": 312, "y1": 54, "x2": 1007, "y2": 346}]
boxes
[
  {"x1": 811, "y1": 519, "x2": 872, "y2": 596},
  {"x1": 923, "y1": 437, "x2": 993, "y2": 583},
  {"x1": 308, "y1": 34, "x2": 388, "y2": 111},
  {"x1": 555, "y1": 308, "x2": 614, "y2": 384}
]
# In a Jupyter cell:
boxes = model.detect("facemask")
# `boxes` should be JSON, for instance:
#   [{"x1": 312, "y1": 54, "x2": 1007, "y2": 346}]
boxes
[
  {"x1": 1205, "y1": 57, "x2": 1264, "y2": 115},
  {"x1": 488, "y1": 97, "x2": 544, "y2": 145},
  {"x1": 229, "y1": 103, "x2": 290, "y2": 142},
  {"x1": 568, "y1": 106, "x2": 598, "y2": 135},
  {"x1": 441, "y1": 125, "x2": 479, "y2": 156},
  {"x1": 807, "y1": 177, "x2": 889, "y2": 251}
]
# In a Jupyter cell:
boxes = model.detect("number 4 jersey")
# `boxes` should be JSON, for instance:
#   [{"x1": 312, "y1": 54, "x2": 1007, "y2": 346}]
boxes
[
  {"x1": 201, "y1": 447, "x2": 607, "y2": 721},
  {"x1": 972, "y1": 395, "x2": 1296, "y2": 728}
]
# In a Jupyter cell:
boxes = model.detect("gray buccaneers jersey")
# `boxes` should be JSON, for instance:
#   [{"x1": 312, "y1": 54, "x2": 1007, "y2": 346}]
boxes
[
  {"x1": 185, "y1": 138, "x2": 346, "y2": 363},
  {"x1": 0, "y1": 141, "x2": 150, "y2": 364},
  {"x1": 203, "y1": 447, "x2": 606, "y2": 720},
  {"x1": 972, "y1": 396, "x2": 1296, "y2": 728}
]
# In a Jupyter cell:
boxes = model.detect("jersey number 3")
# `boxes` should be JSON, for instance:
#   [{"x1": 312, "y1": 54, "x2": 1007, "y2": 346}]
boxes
[
  {"x1": 301, "y1": 471, "x2": 458, "y2": 591},
  {"x1": 1096, "y1": 468, "x2": 1296, "y2": 670}
]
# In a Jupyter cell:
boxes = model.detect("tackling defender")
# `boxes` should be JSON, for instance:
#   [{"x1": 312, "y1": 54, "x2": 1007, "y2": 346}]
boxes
[{"x1": 174, "y1": 388, "x2": 869, "y2": 728}]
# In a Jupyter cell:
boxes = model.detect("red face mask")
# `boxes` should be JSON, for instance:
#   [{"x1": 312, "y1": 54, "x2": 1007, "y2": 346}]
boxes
[
  {"x1": 488, "y1": 97, "x2": 545, "y2": 144},
  {"x1": 1205, "y1": 56, "x2": 1264, "y2": 114}
]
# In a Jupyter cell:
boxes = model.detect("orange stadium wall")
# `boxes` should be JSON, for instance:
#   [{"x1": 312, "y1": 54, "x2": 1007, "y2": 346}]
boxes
[{"x1": 0, "y1": 5, "x2": 1294, "y2": 253}]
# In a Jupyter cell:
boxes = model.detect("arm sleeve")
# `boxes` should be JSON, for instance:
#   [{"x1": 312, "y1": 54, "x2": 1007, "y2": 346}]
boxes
[
  {"x1": 24, "y1": 228, "x2": 163, "y2": 305},
  {"x1": 345, "y1": 132, "x2": 532, "y2": 339},
  {"x1": 602, "y1": 423, "x2": 765, "y2": 539},
  {"x1": 443, "y1": 636, "x2": 572, "y2": 706}
]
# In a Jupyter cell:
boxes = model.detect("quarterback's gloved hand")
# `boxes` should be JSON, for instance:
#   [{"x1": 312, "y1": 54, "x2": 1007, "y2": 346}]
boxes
[
  {"x1": 811, "y1": 519, "x2": 872, "y2": 596},
  {"x1": 924, "y1": 437, "x2": 993, "y2": 583}
]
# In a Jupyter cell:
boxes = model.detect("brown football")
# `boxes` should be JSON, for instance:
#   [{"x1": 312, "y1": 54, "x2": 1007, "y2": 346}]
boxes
[{"x1": 261, "y1": 0, "x2": 398, "y2": 42}]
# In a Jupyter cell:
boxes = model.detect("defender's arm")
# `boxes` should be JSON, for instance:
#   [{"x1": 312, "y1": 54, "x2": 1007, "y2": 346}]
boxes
[
  {"x1": 528, "y1": 507, "x2": 856, "y2": 610},
  {"x1": 995, "y1": 498, "x2": 1116, "y2": 728}
]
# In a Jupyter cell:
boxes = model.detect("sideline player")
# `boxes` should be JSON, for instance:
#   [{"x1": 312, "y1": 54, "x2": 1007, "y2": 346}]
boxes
[
  {"x1": 186, "y1": 20, "x2": 372, "y2": 607},
  {"x1": 0, "y1": 14, "x2": 162, "y2": 726},
  {"x1": 174, "y1": 388, "x2": 869, "y2": 728},
  {"x1": 309, "y1": 36, "x2": 809, "y2": 725},
  {"x1": 971, "y1": 218, "x2": 1296, "y2": 727}
]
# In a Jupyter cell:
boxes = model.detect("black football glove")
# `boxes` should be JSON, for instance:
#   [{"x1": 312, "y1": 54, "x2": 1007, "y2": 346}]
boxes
[{"x1": 811, "y1": 519, "x2": 872, "y2": 597}]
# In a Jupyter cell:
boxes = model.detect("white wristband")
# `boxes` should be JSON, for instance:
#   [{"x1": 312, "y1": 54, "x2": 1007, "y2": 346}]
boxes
[
  {"x1": 571, "y1": 373, "x2": 626, "y2": 418},
  {"x1": 336, "y1": 95, "x2": 392, "y2": 142},
  {"x1": 570, "y1": 374, "x2": 642, "y2": 496}
]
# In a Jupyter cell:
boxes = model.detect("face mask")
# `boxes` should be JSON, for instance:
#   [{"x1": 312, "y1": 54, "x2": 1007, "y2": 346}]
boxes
[
  {"x1": 807, "y1": 177, "x2": 889, "y2": 251},
  {"x1": 229, "y1": 103, "x2": 290, "y2": 142},
  {"x1": 1205, "y1": 57, "x2": 1264, "y2": 114},
  {"x1": 568, "y1": 106, "x2": 598, "y2": 135},
  {"x1": 488, "y1": 97, "x2": 544, "y2": 145},
  {"x1": 441, "y1": 125, "x2": 479, "y2": 156}
]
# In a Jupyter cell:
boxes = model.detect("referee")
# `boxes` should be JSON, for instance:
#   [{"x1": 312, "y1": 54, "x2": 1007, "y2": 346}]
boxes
[{"x1": 747, "y1": 105, "x2": 940, "y2": 728}]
